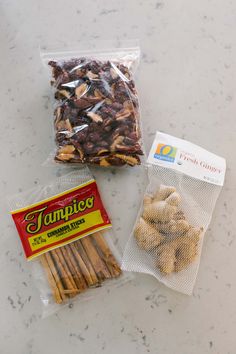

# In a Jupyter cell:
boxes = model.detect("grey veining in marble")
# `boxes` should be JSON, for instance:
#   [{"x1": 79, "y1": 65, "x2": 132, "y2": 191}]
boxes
[{"x1": 0, "y1": 0, "x2": 236, "y2": 353}]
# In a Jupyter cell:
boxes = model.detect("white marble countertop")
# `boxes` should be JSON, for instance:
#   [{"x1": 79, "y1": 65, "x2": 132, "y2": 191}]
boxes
[{"x1": 1, "y1": 0, "x2": 236, "y2": 353}]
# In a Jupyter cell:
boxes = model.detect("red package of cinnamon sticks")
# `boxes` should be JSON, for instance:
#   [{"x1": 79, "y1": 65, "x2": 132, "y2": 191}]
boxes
[{"x1": 8, "y1": 167, "x2": 123, "y2": 316}]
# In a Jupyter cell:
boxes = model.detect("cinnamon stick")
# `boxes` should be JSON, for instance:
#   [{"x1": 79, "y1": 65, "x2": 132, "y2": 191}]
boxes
[
  {"x1": 69, "y1": 243, "x2": 97, "y2": 287},
  {"x1": 40, "y1": 232, "x2": 121, "y2": 304},
  {"x1": 56, "y1": 248, "x2": 78, "y2": 290},
  {"x1": 40, "y1": 254, "x2": 63, "y2": 304},
  {"x1": 92, "y1": 232, "x2": 122, "y2": 277},
  {"x1": 44, "y1": 251, "x2": 66, "y2": 302},
  {"x1": 80, "y1": 237, "x2": 112, "y2": 281},
  {"x1": 62, "y1": 245, "x2": 87, "y2": 291},
  {"x1": 75, "y1": 241, "x2": 100, "y2": 285},
  {"x1": 51, "y1": 249, "x2": 79, "y2": 297}
]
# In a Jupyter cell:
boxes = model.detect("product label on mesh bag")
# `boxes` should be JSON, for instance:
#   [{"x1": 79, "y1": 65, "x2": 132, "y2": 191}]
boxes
[
  {"x1": 148, "y1": 132, "x2": 226, "y2": 186},
  {"x1": 11, "y1": 180, "x2": 111, "y2": 260}
]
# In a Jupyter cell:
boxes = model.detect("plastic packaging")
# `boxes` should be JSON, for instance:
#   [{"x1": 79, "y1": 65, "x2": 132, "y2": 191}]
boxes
[
  {"x1": 41, "y1": 44, "x2": 144, "y2": 167},
  {"x1": 8, "y1": 168, "x2": 123, "y2": 316},
  {"x1": 122, "y1": 132, "x2": 226, "y2": 294}
]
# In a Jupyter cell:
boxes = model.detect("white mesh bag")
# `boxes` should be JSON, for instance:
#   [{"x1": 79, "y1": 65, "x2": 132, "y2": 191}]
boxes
[{"x1": 122, "y1": 132, "x2": 226, "y2": 294}]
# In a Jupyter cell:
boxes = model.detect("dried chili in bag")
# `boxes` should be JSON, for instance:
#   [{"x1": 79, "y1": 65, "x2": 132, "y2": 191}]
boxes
[{"x1": 41, "y1": 43, "x2": 144, "y2": 167}]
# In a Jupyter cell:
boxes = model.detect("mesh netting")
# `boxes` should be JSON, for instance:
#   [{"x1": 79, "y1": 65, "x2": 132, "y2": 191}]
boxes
[{"x1": 122, "y1": 165, "x2": 222, "y2": 295}]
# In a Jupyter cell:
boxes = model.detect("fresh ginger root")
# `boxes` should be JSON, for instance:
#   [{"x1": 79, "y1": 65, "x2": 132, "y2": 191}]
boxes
[
  {"x1": 134, "y1": 217, "x2": 164, "y2": 251},
  {"x1": 142, "y1": 185, "x2": 180, "y2": 224},
  {"x1": 157, "y1": 219, "x2": 190, "y2": 235},
  {"x1": 153, "y1": 185, "x2": 176, "y2": 202},
  {"x1": 143, "y1": 194, "x2": 153, "y2": 206},
  {"x1": 143, "y1": 200, "x2": 177, "y2": 223},
  {"x1": 134, "y1": 185, "x2": 203, "y2": 274},
  {"x1": 156, "y1": 227, "x2": 202, "y2": 274}
]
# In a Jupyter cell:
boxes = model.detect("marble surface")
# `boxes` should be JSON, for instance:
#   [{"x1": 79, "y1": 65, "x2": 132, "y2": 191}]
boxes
[{"x1": 1, "y1": 0, "x2": 236, "y2": 353}]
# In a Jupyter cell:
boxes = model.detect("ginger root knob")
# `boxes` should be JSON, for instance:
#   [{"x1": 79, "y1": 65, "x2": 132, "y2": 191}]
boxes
[
  {"x1": 143, "y1": 200, "x2": 177, "y2": 222},
  {"x1": 143, "y1": 194, "x2": 153, "y2": 206},
  {"x1": 165, "y1": 192, "x2": 181, "y2": 206},
  {"x1": 134, "y1": 184, "x2": 203, "y2": 275},
  {"x1": 156, "y1": 227, "x2": 202, "y2": 274},
  {"x1": 153, "y1": 185, "x2": 176, "y2": 202},
  {"x1": 134, "y1": 217, "x2": 163, "y2": 251},
  {"x1": 156, "y1": 219, "x2": 191, "y2": 235}
]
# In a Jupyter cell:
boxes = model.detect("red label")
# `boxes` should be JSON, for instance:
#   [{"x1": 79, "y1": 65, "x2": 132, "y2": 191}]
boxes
[{"x1": 11, "y1": 180, "x2": 111, "y2": 260}]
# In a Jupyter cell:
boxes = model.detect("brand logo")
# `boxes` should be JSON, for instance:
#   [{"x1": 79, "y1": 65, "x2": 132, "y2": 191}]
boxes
[
  {"x1": 154, "y1": 144, "x2": 177, "y2": 163},
  {"x1": 24, "y1": 196, "x2": 95, "y2": 234}
]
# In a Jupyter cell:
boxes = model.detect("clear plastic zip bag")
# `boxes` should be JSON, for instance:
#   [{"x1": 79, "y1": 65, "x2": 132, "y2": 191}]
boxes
[
  {"x1": 122, "y1": 132, "x2": 226, "y2": 294},
  {"x1": 8, "y1": 168, "x2": 124, "y2": 316},
  {"x1": 41, "y1": 42, "x2": 144, "y2": 167}
]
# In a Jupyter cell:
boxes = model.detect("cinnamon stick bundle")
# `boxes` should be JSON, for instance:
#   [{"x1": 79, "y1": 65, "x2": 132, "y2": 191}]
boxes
[{"x1": 40, "y1": 231, "x2": 122, "y2": 304}]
